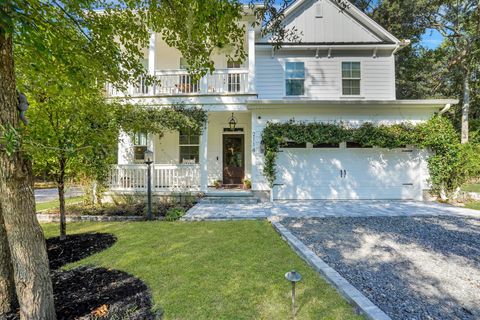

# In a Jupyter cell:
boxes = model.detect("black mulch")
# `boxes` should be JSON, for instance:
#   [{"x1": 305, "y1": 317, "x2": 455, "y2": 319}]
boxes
[
  {"x1": 47, "y1": 233, "x2": 117, "y2": 270},
  {"x1": 4, "y1": 233, "x2": 159, "y2": 320},
  {"x1": 52, "y1": 266, "x2": 157, "y2": 320}
]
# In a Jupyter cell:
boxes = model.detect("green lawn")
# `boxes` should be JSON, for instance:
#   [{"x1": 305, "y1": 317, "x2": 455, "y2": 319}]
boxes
[
  {"x1": 42, "y1": 221, "x2": 363, "y2": 320},
  {"x1": 465, "y1": 201, "x2": 480, "y2": 210},
  {"x1": 36, "y1": 196, "x2": 84, "y2": 212},
  {"x1": 462, "y1": 183, "x2": 480, "y2": 193}
]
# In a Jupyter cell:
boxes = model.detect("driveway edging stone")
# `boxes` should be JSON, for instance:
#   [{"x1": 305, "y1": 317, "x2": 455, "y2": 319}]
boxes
[{"x1": 270, "y1": 218, "x2": 392, "y2": 320}]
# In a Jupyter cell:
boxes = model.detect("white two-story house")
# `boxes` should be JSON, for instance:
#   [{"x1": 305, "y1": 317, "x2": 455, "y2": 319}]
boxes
[{"x1": 108, "y1": 0, "x2": 457, "y2": 201}]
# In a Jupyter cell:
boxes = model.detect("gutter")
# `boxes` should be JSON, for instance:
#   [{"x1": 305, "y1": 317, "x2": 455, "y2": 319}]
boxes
[{"x1": 392, "y1": 39, "x2": 411, "y2": 55}]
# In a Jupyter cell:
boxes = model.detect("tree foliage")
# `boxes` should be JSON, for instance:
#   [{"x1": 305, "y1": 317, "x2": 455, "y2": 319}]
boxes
[{"x1": 0, "y1": 1, "x2": 271, "y2": 316}]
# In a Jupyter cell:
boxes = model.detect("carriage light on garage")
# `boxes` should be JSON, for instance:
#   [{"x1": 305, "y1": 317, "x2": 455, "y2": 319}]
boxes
[
  {"x1": 260, "y1": 139, "x2": 265, "y2": 154},
  {"x1": 228, "y1": 112, "x2": 237, "y2": 131},
  {"x1": 285, "y1": 270, "x2": 302, "y2": 317}
]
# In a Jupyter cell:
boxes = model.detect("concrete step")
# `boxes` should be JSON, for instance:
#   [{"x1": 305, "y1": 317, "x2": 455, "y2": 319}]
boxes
[
  {"x1": 205, "y1": 190, "x2": 253, "y2": 197},
  {"x1": 199, "y1": 196, "x2": 259, "y2": 204}
]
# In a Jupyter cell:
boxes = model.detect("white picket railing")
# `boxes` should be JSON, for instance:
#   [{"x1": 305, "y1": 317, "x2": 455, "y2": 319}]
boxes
[
  {"x1": 105, "y1": 69, "x2": 249, "y2": 97},
  {"x1": 109, "y1": 164, "x2": 200, "y2": 192}
]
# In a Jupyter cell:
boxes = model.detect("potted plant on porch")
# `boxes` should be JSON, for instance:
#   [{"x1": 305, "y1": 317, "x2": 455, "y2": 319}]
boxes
[
  {"x1": 213, "y1": 180, "x2": 223, "y2": 189},
  {"x1": 242, "y1": 179, "x2": 251, "y2": 190}
]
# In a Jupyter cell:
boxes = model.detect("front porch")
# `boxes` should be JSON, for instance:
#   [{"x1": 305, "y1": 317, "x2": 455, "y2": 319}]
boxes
[{"x1": 109, "y1": 111, "x2": 253, "y2": 193}]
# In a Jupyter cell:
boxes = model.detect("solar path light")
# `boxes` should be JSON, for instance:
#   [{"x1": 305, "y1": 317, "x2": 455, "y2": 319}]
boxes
[{"x1": 285, "y1": 270, "x2": 302, "y2": 318}]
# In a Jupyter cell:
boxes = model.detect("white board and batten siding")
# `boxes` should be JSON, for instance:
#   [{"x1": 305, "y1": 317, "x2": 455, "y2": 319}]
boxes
[{"x1": 281, "y1": 0, "x2": 384, "y2": 43}]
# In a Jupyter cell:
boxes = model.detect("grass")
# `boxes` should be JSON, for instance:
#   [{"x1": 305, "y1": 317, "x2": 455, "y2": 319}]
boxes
[
  {"x1": 42, "y1": 221, "x2": 363, "y2": 320},
  {"x1": 461, "y1": 183, "x2": 480, "y2": 193},
  {"x1": 465, "y1": 201, "x2": 480, "y2": 210},
  {"x1": 36, "y1": 196, "x2": 84, "y2": 212}
]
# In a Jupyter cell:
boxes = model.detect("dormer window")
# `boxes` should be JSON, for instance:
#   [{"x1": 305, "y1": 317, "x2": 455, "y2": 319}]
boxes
[
  {"x1": 285, "y1": 62, "x2": 305, "y2": 96},
  {"x1": 342, "y1": 62, "x2": 361, "y2": 95}
]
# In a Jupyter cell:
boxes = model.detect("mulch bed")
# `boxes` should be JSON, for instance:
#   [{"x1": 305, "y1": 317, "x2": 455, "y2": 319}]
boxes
[
  {"x1": 47, "y1": 233, "x2": 117, "y2": 270},
  {"x1": 52, "y1": 266, "x2": 156, "y2": 320},
  {"x1": 5, "y1": 233, "x2": 158, "y2": 320}
]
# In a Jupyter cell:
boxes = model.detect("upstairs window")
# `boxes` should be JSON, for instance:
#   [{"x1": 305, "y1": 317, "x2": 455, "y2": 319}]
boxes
[
  {"x1": 133, "y1": 132, "x2": 148, "y2": 161},
  {"x1": 179, "y1": 128, "x2": 200, "y2": 164},
  {"x1": 342, "y1": 62, "x2": 361, "y2": 95},
  {"x1": 285, "y1": 62, "x2": 305, "y2": 96}
]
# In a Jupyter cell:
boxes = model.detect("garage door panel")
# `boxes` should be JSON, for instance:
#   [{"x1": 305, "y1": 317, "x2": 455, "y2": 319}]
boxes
[{"x1": 273, "y1": 148, "x2": 423, "y2": 200}]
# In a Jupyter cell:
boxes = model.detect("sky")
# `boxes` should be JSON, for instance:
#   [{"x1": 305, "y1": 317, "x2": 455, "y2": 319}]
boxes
[{"x1": 420, "y1": 29, "x2": 444, "y2": 49}]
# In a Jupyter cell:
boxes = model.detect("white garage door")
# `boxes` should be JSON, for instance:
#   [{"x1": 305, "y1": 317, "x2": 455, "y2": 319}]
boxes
[{"x1": 272, "y1": 147, "x2": 426, "y2": 200}]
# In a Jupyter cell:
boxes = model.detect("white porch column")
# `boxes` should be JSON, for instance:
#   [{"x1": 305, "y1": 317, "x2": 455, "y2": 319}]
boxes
[
  {"x1": 148, "y1": 32, "x2": 156, "y2": 75},
  {"x1": 147, "y1": 133, "x2": 155, "y2": 163},
  {"x1": 199, "y1": 120, "x2": 209, "y2": 192},
  {"x1": 247, "y1": 24, "x2": 256, "y2": 93},
  {"x1": 148, "y1": 32, "x2": 156, "y2": 94},
  {"x1": 118, "y1": 130, "x2": 133, "y2": 164}
]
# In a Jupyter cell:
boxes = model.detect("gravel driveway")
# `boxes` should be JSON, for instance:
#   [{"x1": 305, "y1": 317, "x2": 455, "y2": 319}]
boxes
[{"x1": 281, "y1": 215, "x2": 480, "y2": 320}]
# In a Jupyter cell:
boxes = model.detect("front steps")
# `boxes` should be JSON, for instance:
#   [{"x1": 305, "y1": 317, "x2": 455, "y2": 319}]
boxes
[{"x1": 200, "y1": 189, "x2": 260, "y2": 204}]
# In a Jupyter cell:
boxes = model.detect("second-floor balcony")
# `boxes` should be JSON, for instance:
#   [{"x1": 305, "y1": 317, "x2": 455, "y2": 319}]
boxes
[{"x1": 106, "y1": 68, "x2": 250, "y2": 97}]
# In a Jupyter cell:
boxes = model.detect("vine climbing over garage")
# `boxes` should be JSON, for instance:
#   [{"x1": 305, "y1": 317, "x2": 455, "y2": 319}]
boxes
[{"x1": 261, "y1": 116, "x2": 480, "y2": 198}]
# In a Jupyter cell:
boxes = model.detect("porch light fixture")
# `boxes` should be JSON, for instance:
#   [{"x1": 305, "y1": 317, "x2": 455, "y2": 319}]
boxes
[
  {"x1": 144, "y1": 149, "x2": 154, "y2": 220},
  {"x1": 228, "y1": 112, "x2": 237, "y2": 131},
  {"x1": 285, "y1": 270, "x2": 302, "y2": 317}
]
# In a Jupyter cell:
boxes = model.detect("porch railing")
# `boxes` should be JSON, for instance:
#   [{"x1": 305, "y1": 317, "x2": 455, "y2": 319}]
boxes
[
  {"x1": 108, "y1": 164, "x2": 200, "y2": 192},
  {"x1": 106, "y1": 69, "x2": 249, "y2": 97}
]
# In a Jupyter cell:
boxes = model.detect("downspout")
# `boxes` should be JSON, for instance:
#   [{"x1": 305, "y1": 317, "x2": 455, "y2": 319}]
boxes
[
  {"x1": 392, "y1": 44, "x2": 401, "y2": 55},
  {"x1": 439, "y1": 103, "x2": 451, "y2": 115}
]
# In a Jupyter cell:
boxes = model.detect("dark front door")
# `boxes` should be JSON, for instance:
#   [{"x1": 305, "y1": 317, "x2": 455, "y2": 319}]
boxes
[{"x1": 223, "y1": 134, "x2": 244, "y2": 185}]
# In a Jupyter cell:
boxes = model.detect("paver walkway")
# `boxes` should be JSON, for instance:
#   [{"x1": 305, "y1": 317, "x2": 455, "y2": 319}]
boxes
[{"x1": 184, "y1": 200, "x2": 479, "y2": 220}]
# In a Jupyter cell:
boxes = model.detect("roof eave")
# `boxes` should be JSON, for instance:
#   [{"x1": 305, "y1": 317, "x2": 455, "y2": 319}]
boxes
[{"x1": 246, "y1": 99, "x2": 459, "y2": 109}]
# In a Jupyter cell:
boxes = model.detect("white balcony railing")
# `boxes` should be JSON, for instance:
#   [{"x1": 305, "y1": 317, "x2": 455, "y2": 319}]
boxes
[
  {"x1": 108, "y1": 164, "x2": 200, "y2": 192},
  {"x1": 106, "y1": 69, "x2": 249, "y2": 97}
]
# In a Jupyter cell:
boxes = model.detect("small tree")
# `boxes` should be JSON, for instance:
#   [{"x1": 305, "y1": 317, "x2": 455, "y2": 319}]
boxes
[{"x1": 25, "y1": 90, "x2": 118, "y2": 240}]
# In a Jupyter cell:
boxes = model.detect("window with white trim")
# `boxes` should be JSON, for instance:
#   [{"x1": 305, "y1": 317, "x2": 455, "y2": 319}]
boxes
[
  {"x1": 179, "y1": 128, "x2": 200, "y2": 164},
  {"x1": 133, "y1": 132, "x2": 148, "y2": 161},
  {"x1": 285, "y1": 62, "x2": 305, "y2": 96},
  {"x1": 342, "y1": 62, "x2": 361, "y2": 95}
]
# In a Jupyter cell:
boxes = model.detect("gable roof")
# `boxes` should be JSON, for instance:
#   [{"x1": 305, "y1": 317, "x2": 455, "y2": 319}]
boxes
[{"x1": 261, "y1": 0, "x2": 403, "y2": 46}]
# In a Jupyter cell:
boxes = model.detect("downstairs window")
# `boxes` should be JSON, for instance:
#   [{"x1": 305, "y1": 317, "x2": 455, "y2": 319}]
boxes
[{"x1": 179, "y1": 128, "x2": 200, "y2": 163}]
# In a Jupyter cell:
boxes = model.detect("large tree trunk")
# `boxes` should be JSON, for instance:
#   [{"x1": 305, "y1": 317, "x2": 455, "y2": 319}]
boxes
[
  {"x1": 0, "y1": 206, "x2": 17, "y2": 314},
  {"x1": 461, "y1": 69, "x2": 470, "y2": 144},
  {"x1": 57, "y1": 157, "x2": 66, "y2": 240},
  {"x1": 0, "y1": 27, "x2": 56, "y2": 319}
]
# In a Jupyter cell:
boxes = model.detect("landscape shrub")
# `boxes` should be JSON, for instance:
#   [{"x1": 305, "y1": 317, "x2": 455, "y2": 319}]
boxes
[{"x1": 164, "y1": 207, "x2": 186, "y2": 221}]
